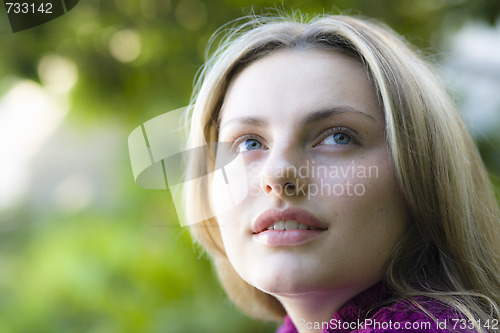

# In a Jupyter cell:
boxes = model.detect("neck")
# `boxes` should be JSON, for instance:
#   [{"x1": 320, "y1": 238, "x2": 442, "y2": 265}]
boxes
[{"x1": 274, "y1": 287, "x2": 360, "y2": 333}]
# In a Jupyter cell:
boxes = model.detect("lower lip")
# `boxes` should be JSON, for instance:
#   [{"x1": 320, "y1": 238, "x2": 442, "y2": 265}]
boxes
[{"x1": 253, "y1": 229, "x2": 325, "y2": 246}]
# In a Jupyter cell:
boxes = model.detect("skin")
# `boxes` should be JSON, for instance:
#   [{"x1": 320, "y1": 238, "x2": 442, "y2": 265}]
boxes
[{"x1": 212, "y1": 48, "x2": 409, "y2": 333}]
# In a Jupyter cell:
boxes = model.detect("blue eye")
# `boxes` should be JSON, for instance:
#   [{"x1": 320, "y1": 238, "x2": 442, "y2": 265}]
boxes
[
  {"x1": 237, "y1": 138, "x2": 263, "y2": 152},
  {"x1": 322, "y1": 132, "x2": 351, "y2": 145}
]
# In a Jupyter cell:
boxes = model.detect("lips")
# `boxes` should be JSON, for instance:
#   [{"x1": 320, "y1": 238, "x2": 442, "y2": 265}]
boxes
[{"x1": 253, "y1": 207, "x2": 327, "y2": 234}]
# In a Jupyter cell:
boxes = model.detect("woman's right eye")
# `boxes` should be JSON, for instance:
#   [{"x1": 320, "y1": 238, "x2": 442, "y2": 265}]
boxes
[{"x1": 236, "y1": 138, "x2": 263, "y2": 152}]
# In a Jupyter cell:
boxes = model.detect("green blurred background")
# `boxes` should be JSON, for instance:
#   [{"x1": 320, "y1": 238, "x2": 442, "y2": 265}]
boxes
[{"x1": 1, "y1": 1, "x2": 500, "y2": 332}]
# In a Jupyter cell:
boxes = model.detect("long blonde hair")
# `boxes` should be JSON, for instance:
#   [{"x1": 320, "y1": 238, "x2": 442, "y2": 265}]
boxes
[{"x1": 183, "y1": 12, "x2": 500, "y2": 329}]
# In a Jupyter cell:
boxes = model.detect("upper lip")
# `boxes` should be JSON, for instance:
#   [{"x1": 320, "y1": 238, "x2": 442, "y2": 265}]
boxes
[{"x1": 252, "y1": 207, "x2": 328, "y2": 233}]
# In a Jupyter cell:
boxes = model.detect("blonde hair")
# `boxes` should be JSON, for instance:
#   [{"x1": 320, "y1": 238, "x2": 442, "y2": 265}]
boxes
[{"x1": 183, "y1": 12, "x2": 500, "y2": 330}]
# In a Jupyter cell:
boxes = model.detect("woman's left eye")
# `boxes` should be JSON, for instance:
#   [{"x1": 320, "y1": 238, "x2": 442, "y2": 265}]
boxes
[{"x1": 321, "y1": 132, "x2": 351, "y2": 145}]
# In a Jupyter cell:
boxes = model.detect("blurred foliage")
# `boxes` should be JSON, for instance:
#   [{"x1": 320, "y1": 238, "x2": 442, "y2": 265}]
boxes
[
  {"x1": 1, "y1": 0, "x2": 500, "y2": 123},
  {"x1": 0, "y1": 0, "x2": 499, "y2": 332}
]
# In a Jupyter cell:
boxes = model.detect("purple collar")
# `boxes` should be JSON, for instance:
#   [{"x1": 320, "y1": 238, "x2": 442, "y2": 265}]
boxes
[{"x1": 276, "y1": 283, "x2": 467, "y2": 333}]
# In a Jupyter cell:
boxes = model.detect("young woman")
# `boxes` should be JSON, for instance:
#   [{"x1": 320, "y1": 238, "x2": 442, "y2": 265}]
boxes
[{"x1": 183, "y1": 13, "x2": 500, "y2": 333}]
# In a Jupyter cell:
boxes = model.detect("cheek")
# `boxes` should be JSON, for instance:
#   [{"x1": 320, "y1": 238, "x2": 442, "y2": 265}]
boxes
[
  {"x1": 312, "y1": 158, "x2": 408, "y2": 254},
  {"x1": 310, "y1": 160, "x2": 382, "y2": 199},
  {"x1": 210, "y1": 153, "x2": 252, "y2": 218},
  {"x1": 209, "y1": 162, "x2": 267, "y2": 282},
  {"x1": 213, "y1": 207, "x2": 243, "y2": 267},
  {"x1": 210, "y1": 179, "x2": 251, "y2": 265}
]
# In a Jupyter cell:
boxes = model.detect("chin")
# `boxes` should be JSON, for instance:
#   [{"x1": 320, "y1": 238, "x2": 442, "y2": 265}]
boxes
[
  {"x1": 255, "y1": 277, "x2": 310, "y2": 296},
  {"x1": 248, "y1": 265, "x2": 329, "y2": 296}
]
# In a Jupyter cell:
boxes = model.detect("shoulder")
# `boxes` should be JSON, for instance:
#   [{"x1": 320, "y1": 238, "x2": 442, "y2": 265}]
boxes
[{"x1": 360, "y1": 296, "x2": 476, "y2": 333}]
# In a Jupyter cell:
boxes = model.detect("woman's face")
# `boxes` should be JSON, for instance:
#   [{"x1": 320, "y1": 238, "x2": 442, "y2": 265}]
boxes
[{"x1": 212, "y1": 48, "x2": 409, "y2": 299}]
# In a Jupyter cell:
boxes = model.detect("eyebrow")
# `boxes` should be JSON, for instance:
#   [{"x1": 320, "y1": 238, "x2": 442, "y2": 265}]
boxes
[
  {"x1": 303, "y1": 106, "x2": 376, "y2": 125},
  {"x1": 219, "y1": 106, "x2": 376, "y2": 130},
  {"x1": 219, "y1": 116, "x2": 266, "y2": 130}
]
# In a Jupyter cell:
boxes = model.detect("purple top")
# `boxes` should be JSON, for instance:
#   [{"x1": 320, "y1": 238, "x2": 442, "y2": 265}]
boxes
[{"x1": 276, "y1": 283, "x2": 477, "y2": 333}]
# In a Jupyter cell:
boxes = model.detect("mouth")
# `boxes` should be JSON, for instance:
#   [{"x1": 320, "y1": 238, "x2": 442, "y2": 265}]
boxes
[
  {"x1": 252, "y1": 207, "x2": 328, "y2": 246},
  {"x1": 264, "y1": 220, "x2": 322, "y2": 231},
  {"x1": 253, "y1": 207, "x2": 328, "y2": 234}
]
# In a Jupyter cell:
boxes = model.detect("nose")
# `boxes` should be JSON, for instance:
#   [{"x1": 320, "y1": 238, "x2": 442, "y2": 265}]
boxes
[{"x1": 260, "y1": 143, "x2": 308, "y2": 198}]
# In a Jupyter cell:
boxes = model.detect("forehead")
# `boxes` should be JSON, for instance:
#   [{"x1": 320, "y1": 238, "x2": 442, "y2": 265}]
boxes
[{"x1": 219, "y1": 48, "x2": 382, "y2": 127}]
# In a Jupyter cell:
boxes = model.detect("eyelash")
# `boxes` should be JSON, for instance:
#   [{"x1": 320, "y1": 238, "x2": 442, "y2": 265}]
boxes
[
  {"x1": 229, "y1": 125, "x2": 359, "y2": 152},
  {"x1": 316, "y1": 126, "x2": 359, "y2": 146},
  {"x1": 231, "y1": 134, "x2": 267, "y2": 152}
]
